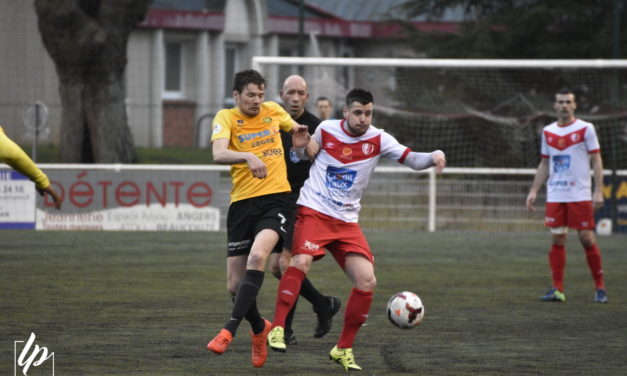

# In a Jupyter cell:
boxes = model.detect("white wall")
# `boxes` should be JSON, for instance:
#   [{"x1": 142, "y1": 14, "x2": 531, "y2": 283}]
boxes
[
  {"x1": 126, "y1": 31, "x2": 157, "y2": 147},
  {"x1": 0, "y1": 1, "x2": 61, "y2": 145}
]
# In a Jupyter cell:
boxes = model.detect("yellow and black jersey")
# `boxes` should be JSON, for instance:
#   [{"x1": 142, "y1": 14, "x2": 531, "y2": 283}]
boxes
[
  {"x1": 0, "y1": 126, "x2": 50, "y2": 189},
  {"x1": 211, "y1": 101, "x2": 294, "y2": 202}
]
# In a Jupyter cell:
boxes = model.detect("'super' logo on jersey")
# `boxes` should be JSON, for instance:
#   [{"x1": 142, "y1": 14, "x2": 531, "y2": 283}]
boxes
[
  {"x1": 238, "y1": 129, "x2": 271, "y2": 143},
  {"x1": 325, "y1": 166, "x2": 356, "y2": 190},
  {"x1": 552, "y1": 155, "x2": 571, "y2": 173}
]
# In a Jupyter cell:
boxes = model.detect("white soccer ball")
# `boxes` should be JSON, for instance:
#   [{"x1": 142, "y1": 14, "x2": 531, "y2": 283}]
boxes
[{"x1": 386, "y1": 291, "x2": 424, "y2": 329}]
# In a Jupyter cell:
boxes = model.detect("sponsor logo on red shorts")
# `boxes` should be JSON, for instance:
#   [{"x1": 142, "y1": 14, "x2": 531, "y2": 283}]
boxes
[{"x1": 302, "y1": 240, "x2": 320, "y2": 251}]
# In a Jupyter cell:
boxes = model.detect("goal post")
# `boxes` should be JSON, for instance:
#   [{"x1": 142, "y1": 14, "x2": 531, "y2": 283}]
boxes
[
  {"x1": 252, "y1": 56, "x2": 627, "y2": 232},
  {"x1": 253, "y1": 56, "x2": 627, "y2": 69}
]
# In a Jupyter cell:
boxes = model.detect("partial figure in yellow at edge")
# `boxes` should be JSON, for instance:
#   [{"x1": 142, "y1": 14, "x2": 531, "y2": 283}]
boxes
[{"x1": 0, "y1": 126, "x2": 62, "y2": 209}]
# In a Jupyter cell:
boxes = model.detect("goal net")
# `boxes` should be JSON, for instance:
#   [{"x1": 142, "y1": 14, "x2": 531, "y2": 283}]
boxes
[
  {"x1": 253, "y1": 57, "x2": 627, "y2": 232},
  {"x1": 253, "y1": 57, "x2": 627, "y2": 170}
]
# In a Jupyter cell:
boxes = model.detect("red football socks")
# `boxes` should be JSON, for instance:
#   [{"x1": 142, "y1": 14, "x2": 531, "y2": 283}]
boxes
[
  {"x1": 272, "y1": 266, "x2": 305, "y2": 328},
  {"x1": 549, "y1": 244, "x2": 566, "y2": 292},
  {"x1": 584, "y1": 243, "x2": 605, "y2": 290},
  {"x1": 337, "y1": 287, "x2": 372, "y2": 349}
]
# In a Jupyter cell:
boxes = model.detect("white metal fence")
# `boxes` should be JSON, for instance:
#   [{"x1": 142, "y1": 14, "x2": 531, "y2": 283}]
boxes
[{"x1": 8, "y1": 164, "x2": 619, "y2": 233}]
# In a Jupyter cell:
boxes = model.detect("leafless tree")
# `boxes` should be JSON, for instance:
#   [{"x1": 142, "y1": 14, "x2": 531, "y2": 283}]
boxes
[{"x1": 34, "y1": 0, "x2": 151, "y2": 162}]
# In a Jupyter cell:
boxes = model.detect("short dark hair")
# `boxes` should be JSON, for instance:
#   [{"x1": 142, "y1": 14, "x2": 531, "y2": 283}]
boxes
[
  {"x1": 316, "y1": 96, "x2": 331, "y2": 103},
  {"x1": 345, "y1": 88, "x2": 373, "y2": 107},
  {"x1": 556, "y1": 87, "x2": 575, "y2": 98},
  {"x1": 233, "y1": 69, "x2": 266, "y2": 93}
]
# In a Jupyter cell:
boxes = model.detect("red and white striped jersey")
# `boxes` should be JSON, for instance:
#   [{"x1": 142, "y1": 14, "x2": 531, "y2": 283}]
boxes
[
  {"x1": 297, "y1": 119, "x2": 410, "y2": 222},
  {"x1": 540, "y1": 118, "x2": 600, "y2": 202}
]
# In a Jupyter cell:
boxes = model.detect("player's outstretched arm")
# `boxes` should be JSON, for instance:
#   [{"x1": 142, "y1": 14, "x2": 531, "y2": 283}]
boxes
[
  {"x1": 1, "y1": 130, "x2": 50, "y2": 188},
  {"x1": 289, "y1": 122, "x2": 309, "y2": 135},
  {"x1": 1, "y1": 129, "x2": 62, "y2": 209},
  {"x1": 403, "y1": 150, "x2": 446, "y2": 173},
  {"x1": 526, "y1": 159, "x2": 549, "y2": 211}
]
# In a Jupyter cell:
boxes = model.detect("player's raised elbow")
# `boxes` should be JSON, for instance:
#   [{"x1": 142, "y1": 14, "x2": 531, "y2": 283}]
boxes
[
  {"x1": 212, "y1": 153, "x2": 230, "y2": 165},
  {"x1": 211, "y1": 149, "x2": 235, "y2": 165}
]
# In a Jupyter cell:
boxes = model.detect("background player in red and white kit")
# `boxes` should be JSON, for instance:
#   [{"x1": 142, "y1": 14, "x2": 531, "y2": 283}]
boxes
[
  {"x1": 267, "y1": 88, "x2": 446, "y2": 371},
  {"x1": 526, "y1": 88, "x2": 608, "y2": 303}
]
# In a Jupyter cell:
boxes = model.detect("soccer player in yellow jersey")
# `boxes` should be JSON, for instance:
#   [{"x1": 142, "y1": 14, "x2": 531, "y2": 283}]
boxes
[
  {"x1": 206, "y1": 69, "x2": 309, "y2": 368},
  {"x1": 0, "y1": 126, "x2": 62, "y2": 209}
]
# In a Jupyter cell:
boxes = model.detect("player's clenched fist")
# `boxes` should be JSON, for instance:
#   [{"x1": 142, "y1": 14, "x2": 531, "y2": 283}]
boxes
[{"x1": 431, "y1": 150, "x2": 446, "y2": 174}]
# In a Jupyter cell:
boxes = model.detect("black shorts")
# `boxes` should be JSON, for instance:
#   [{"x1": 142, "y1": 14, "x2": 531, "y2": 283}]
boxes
[
  {"x1": 282, "y1": 190, "x2": 300, "y2": 251},
  {"x1": 226, "y1": 192, "x2": 290, "y2": 257}
]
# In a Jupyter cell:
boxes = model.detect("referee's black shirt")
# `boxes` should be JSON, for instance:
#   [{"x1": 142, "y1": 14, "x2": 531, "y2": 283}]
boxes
[{"x1": 280, "y1": 109, "x2": 321, "y2": 192}]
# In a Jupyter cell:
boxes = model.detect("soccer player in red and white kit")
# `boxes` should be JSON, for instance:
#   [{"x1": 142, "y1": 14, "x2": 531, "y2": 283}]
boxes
[
  {"x1": 526, "y1": 88, "x2": 608, "y2": 303},
  {"x1": 266, "y1": 88, "x2": 446, "y2": 371},
  {"x1": 270, "y1": 75, "x2": 341, "y2": 345}
]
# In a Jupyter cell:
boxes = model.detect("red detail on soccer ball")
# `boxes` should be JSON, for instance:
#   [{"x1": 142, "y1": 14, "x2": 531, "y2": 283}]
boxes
[{"x1": 387, "y1": 291, "x2": 424, "y2": 329}]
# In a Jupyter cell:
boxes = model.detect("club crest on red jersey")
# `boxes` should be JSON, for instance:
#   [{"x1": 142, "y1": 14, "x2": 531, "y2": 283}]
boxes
[{"x1": 362, "y1": 143, "x2": 374, "y2": 155}]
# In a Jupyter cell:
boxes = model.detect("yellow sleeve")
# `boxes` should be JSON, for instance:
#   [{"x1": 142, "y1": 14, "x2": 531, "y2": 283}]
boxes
[
  {"x1": 0, "y1": 127, "x2": 50, "y2": 189},
  {"x1": 266, "y1": 102, "x2": 294, "y2": 132},
  {"x1": 210, "y1": 110, "x2": 232, "y2": 142}
]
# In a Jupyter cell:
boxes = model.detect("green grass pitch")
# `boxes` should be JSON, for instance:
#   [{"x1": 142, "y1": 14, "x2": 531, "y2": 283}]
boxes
[{"x1": 1, "y1": 231, "x2": 626, "y2": 375}]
